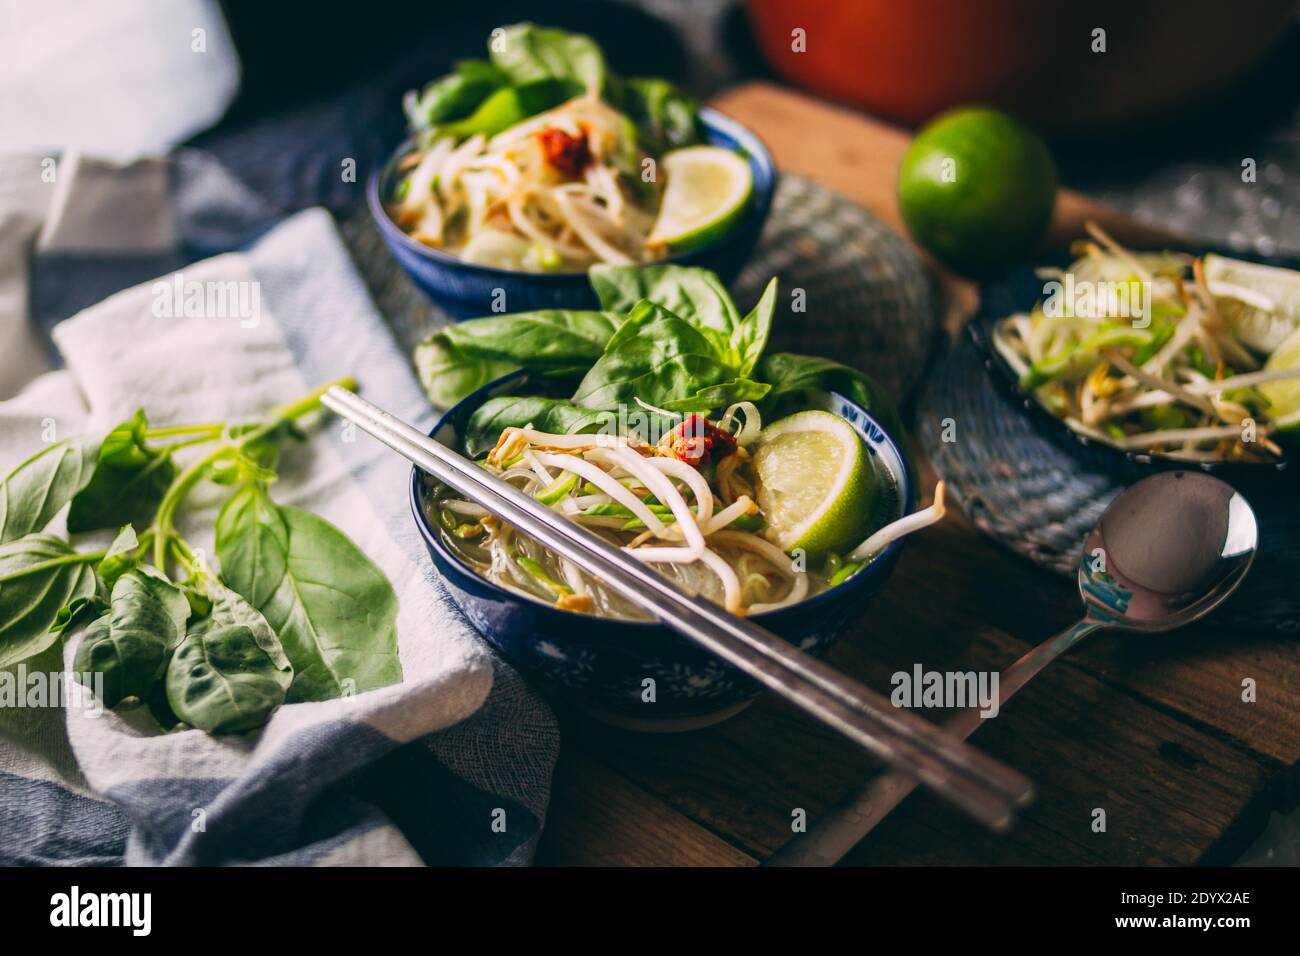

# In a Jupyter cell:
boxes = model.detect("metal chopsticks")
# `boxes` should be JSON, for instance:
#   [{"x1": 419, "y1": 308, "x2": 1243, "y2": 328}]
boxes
[{"x1": 322, "y1": 387, "x2": 1033, "y2": 831}]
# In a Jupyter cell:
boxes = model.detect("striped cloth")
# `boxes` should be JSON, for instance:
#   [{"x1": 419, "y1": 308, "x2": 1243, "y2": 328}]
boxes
[{"x1": 0, "y1": 150, "x2": 558, "y2": 866}]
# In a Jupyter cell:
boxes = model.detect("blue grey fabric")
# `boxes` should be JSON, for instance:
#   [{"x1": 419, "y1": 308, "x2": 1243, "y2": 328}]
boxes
[{"x1": 0, "y1": 149, "x2": 559, "y2": 866}]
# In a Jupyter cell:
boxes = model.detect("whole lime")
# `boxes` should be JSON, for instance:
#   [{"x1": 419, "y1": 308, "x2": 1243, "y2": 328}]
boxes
[{"x1": 897, "y1": 107, "x2": 1058, "y2": 277}]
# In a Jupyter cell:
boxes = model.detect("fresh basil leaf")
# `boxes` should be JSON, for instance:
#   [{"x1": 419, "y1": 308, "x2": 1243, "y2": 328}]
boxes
[
  {"x1": 489, "y1": 23, "x2": 607, "y2": 94},
  {"x1": 661, "y1": 377, "x2": 771, "y2": 413},
  {"x1": 608, "y1": 76, "x2": 700, "y2": 151},
  {"x1": 1, "y1": 537, "x2": 96, "y2": 642},
  {"x1": 405, "y1": 60, "x2": 507, "y2": 130},
  {"x1": 438, "y1": 79, "x2": 581, "y2": 141},
  {"x1": 443, "y1": 310, "x2": 621, "y2": 368},
  {"x1": 571, "y1": 301, "x2": 742, "y2": 411},
  {"x1": 417, "y1": 310, "x2": 621, "y2": 410},
  {"x1": 755, "y1": 352, "x2": 904, "y2": 439},
  {"x1": 71, "y1": 568, "x2": 191, "y2": 708},
  {"x1": 192, "y1": 577, "x2": 292, "y2": 679},
  {"x1": 68, "y1": 411, "x2": 177, "y2": 534},
  {"x1": 415, "y1": 334, "x2": 520, "y2": 411},
  {"x1": 214, "y1": 485, "x2": 401, "y2": 703},
  {"x1": 0, "y1": 534, "x2": 97, "y2": 666},
  {"x1": 734, "y1": 277, "x2": 777, "y2": 376},
  {"x1": 165, "y1": 584, "x2": 292, "y2": 734},
  {"x1": 588, "y1": 264, "x2": 740, "y2": 348},
  {"x1": 465, "y1": 396, "x2": 616, "y2": 458},
  {"x1": 0, "y1": 438, "x2": 99, "y2": 543},
  {"x1": 212, "y1": 484, "x2": 286, "y2": 610}
]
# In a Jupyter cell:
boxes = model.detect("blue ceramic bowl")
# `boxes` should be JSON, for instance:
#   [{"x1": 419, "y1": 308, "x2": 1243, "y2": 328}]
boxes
[
  {"x1": 968, "y1": 245, "x2": 1298, "y2": 493},
  {"x1": 410, "y1": 371, "x2": 916, "y2": 729},
  {"x1": 368, "y1": 108, "x2": 777, "y2": 319}
]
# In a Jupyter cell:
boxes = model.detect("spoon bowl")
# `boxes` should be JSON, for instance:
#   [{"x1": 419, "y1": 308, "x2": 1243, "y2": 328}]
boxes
[{"x1": 1080, "y1": 471, "x2": 1258, "y2": 632}]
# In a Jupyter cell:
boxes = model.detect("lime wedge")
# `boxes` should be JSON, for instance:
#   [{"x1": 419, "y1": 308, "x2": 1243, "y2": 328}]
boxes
[
  {"x1": 647, "y1": 146, "x2": 752, "y2": 252},
  {"x1": 1261, "y1": 326, "x2": 1300, "y2": 437},
  {"x1": 1204, "y1": 254, "x2": 1300, "y2": 354},
  {"x1": 751, "y1": 411, "x2": 877, "y2": 555}
]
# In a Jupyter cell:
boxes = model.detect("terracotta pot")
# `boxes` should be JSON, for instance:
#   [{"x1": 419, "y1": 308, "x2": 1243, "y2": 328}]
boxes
[{"x1": 746, "y1": 0, "x2": 1294, "y2": 131}]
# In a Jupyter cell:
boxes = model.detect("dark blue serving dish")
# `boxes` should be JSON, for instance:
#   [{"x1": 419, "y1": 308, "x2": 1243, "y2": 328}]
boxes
[
  {"x1": 968, "y1": 246, "x2": 1297, "y2": 493},
  {"x1": 368, "y1": 108, "x2": 777, "y2": 320},
  {"x1": 410, "y1": 371, "x2": 916, "y2": 730}
]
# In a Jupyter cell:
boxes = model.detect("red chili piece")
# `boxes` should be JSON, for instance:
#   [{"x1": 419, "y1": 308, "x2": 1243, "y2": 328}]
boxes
[
  {"x1": 536, "y1": 127, "x2": 591, "y2": 178},
  {"x1": 668, "y1": 414, "x2": 738, "y2": 468}
]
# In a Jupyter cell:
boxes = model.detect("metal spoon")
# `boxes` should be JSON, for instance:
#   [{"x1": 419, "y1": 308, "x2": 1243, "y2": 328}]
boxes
[{"x1": 766, "y1": 470, "x2": 1259, "y2": 866}]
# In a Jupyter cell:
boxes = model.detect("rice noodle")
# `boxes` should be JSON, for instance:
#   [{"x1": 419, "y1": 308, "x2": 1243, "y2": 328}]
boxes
[
  {"x1": 523, "y1": 450, "x2": 554, "y2": 485},
  {"x1": 436, "y1": 409, "x2": 948, "y2": 618},
  {"x1": 700, "y1": 496, "x2": 756, "y2": 534},
  {"x1": 534, "y1": 452, "x2": 670, "y2": 536},
  {"x1": 642, "y1": 456, "x2": 714, "y2": 524},
  {"x1": 392, "y1": 94, "x2": 666, "y2": 270},
  {"x1": 1101, "y1": 348, "x2": 1225, "y2": 421},
  {"x1": 1184, "y1": 366, "x2": 1300, "y2": 393},
  {"x1": 551, "y1": 189, "x2": 636, "y2": 265},
  {"x1": 696, "y1": 549, "x2": 743, "y2": 614},
  {"x1": 594, "y1": 446, "x2": 705, "y2": 563}
]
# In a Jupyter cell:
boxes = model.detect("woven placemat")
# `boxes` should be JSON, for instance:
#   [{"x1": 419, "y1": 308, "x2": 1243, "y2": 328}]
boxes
[
  {"x1": 338, "y1": 173, "x2": 938, "y2": 404},
  {"x1": 918, "y1": 332, "x2": 1300, "y2": 632}
]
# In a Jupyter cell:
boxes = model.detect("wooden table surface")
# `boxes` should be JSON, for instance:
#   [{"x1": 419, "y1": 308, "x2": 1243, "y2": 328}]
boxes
[{"x1": 533, "y1": 83, "x2": 1299, "y2": 866}]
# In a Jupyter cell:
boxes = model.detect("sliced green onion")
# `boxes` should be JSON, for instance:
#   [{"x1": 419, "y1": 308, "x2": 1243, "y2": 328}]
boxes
[
  {"x1": 584, "y1": 502, "x2": 672, "y2": 519},
  {"x1": 727, "y1": 513, "x2": 766, "y2": 533},
  {"x1": 1139, "y1": 404, "x2": 1186, "y2": 431},
  {"x1": 438, "y1": 507, "x2": 459, "y2": 532},
  {"x1": 531, "y1": 243, "x2": 564, "y2": 271},
  {"x1": 1131, "y1": 321, "x2": 1174, "y2": 365},
  {"x1": 514, "y1": 556, "x2": 572, "y2": 598},
  {"x1": 1189, "y1": 346, "x2": 1216, "y2": 379},
  {"x1": 1021, "y1": 324, "x2": 1156, "y2": 389},
  {"x1": 829, "y1": 561, "x2": 864, "y2": 587},
  {"x1": 535, "y1": 471, "x2": 579, "y2": 506}
]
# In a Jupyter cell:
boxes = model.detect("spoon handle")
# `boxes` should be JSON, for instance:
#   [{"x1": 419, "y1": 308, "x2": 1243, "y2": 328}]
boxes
[{"x1": 765, "y1": 618, "x2": 1101, "y2": 866}]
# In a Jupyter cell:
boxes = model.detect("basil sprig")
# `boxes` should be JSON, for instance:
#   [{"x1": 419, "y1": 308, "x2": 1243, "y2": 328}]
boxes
[
  {"x1": 0, "y1": 378, "x2": 403, "y2": 735},
  {"x1": 414, "y1": 263, "x2": 902, "y2": 450},
  {"x1": 403, "y1": 23, "x2": 700, "y2": 154}
]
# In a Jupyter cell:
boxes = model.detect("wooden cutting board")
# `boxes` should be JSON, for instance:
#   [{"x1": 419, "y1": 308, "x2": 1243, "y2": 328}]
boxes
[{"x1": 535, "y1": 83, "x2": 1297, "y2": 866}]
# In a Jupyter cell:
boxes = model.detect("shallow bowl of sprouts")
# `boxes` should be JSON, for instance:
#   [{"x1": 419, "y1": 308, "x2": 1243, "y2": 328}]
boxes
[
  {"x1": 369, "y1": 107, "x2": 775, "y2": 319},
  {"x1": 971, "y1": 225, "x2": 1299, "y2": 488},
  {"x1": 410, "y1": 371, "x2": 920, "y2": 729}
]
